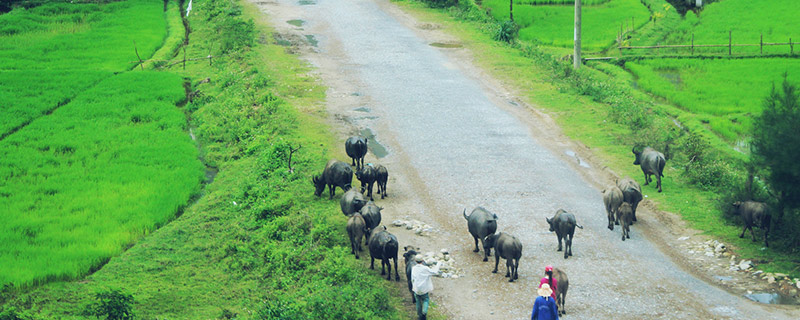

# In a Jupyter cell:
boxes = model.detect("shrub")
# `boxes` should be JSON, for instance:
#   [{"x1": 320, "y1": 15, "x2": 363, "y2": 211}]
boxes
[
  {"x1": 493, "y1": 19, "x2": 519, "y2": 43},
  {"x1": 82, "y1": 289, "x2": 134, "y2": 320}
]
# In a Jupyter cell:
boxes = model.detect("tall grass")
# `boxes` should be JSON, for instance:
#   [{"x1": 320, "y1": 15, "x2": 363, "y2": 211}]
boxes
[
  {"x1": 483, "y1": 0, "x2": 651, "y2": 51},
  {"x1": 0, "y1": 72, "x2": 204, "y2": 288}
]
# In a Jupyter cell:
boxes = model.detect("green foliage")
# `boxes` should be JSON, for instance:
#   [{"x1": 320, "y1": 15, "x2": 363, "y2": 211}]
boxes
[
  {"x1": 751, "y1": 77, "x2": 800, "y2": 219},
  {"x1": 493, "y1": 19, "x2": 519, "y2": 43},
  {"x1": 0, "y1": 306, "x2": 34, "y2": 320},
  {"x1": 82, "y1": 289, "x2": 134, "y2": 320},
  {"x1": 423, "y1": 0, "x2": 459, "y2": 8}
]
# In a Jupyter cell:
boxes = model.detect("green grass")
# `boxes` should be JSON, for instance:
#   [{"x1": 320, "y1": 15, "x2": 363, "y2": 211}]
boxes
[
  {"x1": 625, "y1": 58, "x2": 800, "y2": 141},
  {"x1": 0, "y1": 70, "x2": 110, "y2": 137},
  {"x1": 484, "y1": 0, "x2": 652, "y2": 51},
  {"x1": 0, "y1": 72, "x2": 204, "y2": 288}
]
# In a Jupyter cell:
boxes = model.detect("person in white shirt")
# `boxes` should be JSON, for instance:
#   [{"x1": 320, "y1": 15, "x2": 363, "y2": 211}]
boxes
[{"x1": 411, "y1": 254, "x2": 443, "y2": 320}]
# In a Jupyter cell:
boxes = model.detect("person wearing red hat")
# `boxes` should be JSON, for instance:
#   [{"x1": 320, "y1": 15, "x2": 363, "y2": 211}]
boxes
[{"x1": 539, "y1": 265, "x2": 558, "y2": 304}]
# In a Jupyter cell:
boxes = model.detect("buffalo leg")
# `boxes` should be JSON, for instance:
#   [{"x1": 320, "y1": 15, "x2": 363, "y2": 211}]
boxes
[
  {"x1": 505, "y1": 259, "x2": 512, "y2": 281},
  {"x1": 367, "y1": 182, "x2": 374, "y2": 201},
  {"x1": 492, "y1": 255, "x2": 499, "y2": 273},
  {"x1": 557, "y1": 234, "x2": 563, "y2": 252},
  {"x1": 656, "y1": 175, "x2": 662, "y2": 193},
  {"x1": 381, "y1": 258, "x2": 387, "y2": 276},
  {"x1": 328, "y1": 184, "x2": 335, "y2": 200},
  {"x1": 513, "y1": 258, "x2": 519, "y2": 280},
  {"x1": 394, "y1": 257, "x2": 400, "y2": 281},
  {"x1": 473, "y1": 236, "x2": 480, "y2": 253},
  {"x1": 643, "y1": 170, "x2": 650, "y2": 185},
  {"x1": 750, "y1": 226, "x2": 757, "y2": 242},
  {"x1": 565, "y1": 234, "x2": 572, "y2": 259},
  {"x1": 739, "y1": 225, "x2": 748, "y2": 238},
  {"x1": 370, "y1": 257, "x2": 375, "y2": 270}
]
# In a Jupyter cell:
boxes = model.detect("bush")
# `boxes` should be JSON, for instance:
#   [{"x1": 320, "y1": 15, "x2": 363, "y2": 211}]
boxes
[
  {"x1": 82, "y1": 289, "x2": 134, "y2": 320},
  {"x1": 0, "y1": 306, "x2": 34, "y2": 320},
  {"x1": 493, "y1": 19, "x2": 519, "y2": 43}
]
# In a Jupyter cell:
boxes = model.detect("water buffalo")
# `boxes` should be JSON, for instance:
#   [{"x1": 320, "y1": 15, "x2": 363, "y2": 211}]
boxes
[
  {"x1": 552, "y1": 268, "x2": 569, "y2": 315},
  {"x1": 463, "y1": 207, "x2": 498, "y2": 261},
  {"x1": 617, "y1": 202, "x2": 633, "y2": 241},
  {"x1": 546, "y1": 209, "x2": 584, "y2": 259},
  {"x1": 402, "y1": 246, "x2": 421, "y2": 303},
  {"x1": 340, "y1": 188, "x2": 366, "y2": 216},
  {"x1": 346, "y1": 214, "x2": 367, "y2": 259},
  {"x1": 345, "y1": 136, "x2": 368, "y2": 170},
  {"x1": 312, "y1": 159, "x2": 353, "y2": 199},
  {"x1": 355, "y1": 165, "x2": 378, "y2": 201},
  {"x1": 359, "y1": 201, "x2": 382, "y2": 241},
  {"x1": 368, "y1": 226, "x2": 400, "y2": 281},
  {"x1": 483, "y1": 232, "x2": 522, "y2": 282},
  {"x1": 632, "y1": 146, "x2": 666, "y2": 192},
  {"x1": 617, "y1": 178, "x2": 643, "y2": 223},
  {"x1": 602, "y1": 186, "x2": 623, "y2": 230},
  {"x1": 733, "y1": 201, "x2": 771, "y2": 247},
  {"x1": 375, "y1": 164, "x2": 388, "y2": 199}
]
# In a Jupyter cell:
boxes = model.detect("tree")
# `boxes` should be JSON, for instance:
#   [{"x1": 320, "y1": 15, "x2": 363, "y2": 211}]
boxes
[{"x1": 751, "y1": 76, "x2": 800, "y2": 222}]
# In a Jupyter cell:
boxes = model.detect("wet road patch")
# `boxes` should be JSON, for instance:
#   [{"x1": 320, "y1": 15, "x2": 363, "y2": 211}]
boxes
[
  {"x1": 430, "y1": 42, "x2": 462, "y2": 48},
  {"x1": 744, "y1": 292, "x2": 798, "y2": 305},
  {"x1": 287, "y1": 19, "x2": 305, "y2": 27},
  {"x1": 359, "y1": 128, "x2": 388, "y2": 158}
]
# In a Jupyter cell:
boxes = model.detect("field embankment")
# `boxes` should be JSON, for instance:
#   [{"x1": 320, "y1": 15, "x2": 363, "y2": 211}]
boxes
[{"x1": 1, "y1": 0, "x2": 405, "y2": 318}]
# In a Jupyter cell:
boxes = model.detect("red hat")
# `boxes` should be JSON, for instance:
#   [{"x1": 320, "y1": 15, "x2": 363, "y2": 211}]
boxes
[{"x1": 545, "y1": 265, "x2": 553, "y2": 272}]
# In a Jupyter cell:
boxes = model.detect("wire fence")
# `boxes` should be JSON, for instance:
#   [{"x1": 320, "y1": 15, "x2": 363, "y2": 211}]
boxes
[{"x1": 618, "y1": 31, "x2": 797, "y2": 58}]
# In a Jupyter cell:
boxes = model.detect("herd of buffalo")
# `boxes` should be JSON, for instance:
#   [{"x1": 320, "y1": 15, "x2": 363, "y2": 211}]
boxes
[{"x1": 312, "y1": 139, "x2": 773, "y2": 313}]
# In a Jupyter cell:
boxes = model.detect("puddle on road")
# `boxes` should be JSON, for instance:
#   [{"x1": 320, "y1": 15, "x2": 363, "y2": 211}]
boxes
[
  {"x1": 359, "y1": 128, "x2": 389, "y2": 158},
  {"x1": 298, "y1": 0, "x2": 316, "y2": 5},
  {"x1": 430, "y1": 42, "x2": 463, "y2": 48},
  {"x1": 354, "y1": 106, "x2": 371, "y2": 112},
  {"x1": 305, "y1": 35, "x2": 318, "y2": 47},
  {"x1": 744, "y1": 292, "x2": 798, "y2": 305},
  {"x1": 564, "y1": 150, "x2": 591, "y2": 168},
  {"x1": 287, "y1": 19, "x2": 305, "y2": 27},
  {"x1": 351, "y1": 92, "x2": 362, "y2": 96}
]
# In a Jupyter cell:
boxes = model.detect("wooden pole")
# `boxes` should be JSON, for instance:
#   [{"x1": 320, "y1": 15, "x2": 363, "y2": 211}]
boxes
[
  {"x1": 760, "y1": 33, "x2": 763, "y2": 54},
  {"x1": 691, "y1": 33, "x2": 694, "y2": 55},
  {"x1": 134, "y1": 41, "x2": 144, "y2": 71},
  {"x1": 574, "y1": 0, "x2": 582, "y2": 70},
  {"x1": 631, "y1": 17, "x2": 634, "y2": 32},
  {"x1": 791, "y1": 38, "x2": 794, "y2": 54},
  {"x1": 509, "y1": 0, "x2": 513, "y2": 21},
  {"x1": 182, "y1": 47, "x2": 187, "y2": 70}
]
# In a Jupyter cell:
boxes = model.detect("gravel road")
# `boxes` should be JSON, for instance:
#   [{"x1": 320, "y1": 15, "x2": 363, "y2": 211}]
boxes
[{"x1": 252, "y1": 0, "x2": 800, "y2": 318}]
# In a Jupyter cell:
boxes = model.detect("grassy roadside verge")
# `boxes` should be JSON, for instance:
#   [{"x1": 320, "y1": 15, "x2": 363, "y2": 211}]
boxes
[
  {"x1": 1, "y1": 0, "x2": 407, "y2": 318},
  {"x1": 391, "y1": 0, "x2": 798, "y2": 277}
]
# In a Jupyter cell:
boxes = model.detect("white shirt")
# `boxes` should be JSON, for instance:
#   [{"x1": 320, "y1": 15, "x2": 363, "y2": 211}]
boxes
[{"x1": 411, "y1": 262, "x2": 441, "y2": 295}]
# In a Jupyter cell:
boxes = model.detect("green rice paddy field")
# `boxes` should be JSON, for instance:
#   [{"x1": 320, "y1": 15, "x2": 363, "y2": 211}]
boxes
[{"x1": 0, "y1": 0, "x2": 203, "y2": 288}]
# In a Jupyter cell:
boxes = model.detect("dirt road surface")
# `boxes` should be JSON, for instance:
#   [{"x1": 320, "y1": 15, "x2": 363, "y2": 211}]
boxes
[{"x1": 251, "y1": 0, "x2": 800, "y2": 318}]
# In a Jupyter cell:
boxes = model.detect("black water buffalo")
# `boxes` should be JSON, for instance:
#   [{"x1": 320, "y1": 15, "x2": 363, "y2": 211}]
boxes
[
  {"x1": 483, "y1": 232, "x2": 522, "y2": 282},
  {"x1": 368, "y1": 226, "x2": 400, "y2": 281},
  {"x1": 340, "y1": 188, "x2": 366, "y2": 216},
  {"x1": 402, "y1": 246, "x2": 421, "y2": 303},
  {"x1": 347, "y1": 214, "x2": 367, "y2": 259},
  {"x1": 359, "y1": 201, "x2": 383, "y2": 241},
  {"x1": 617, "y1": 178, "x2": 643, "y2": 223},
  {"x1": 313, "y1": 159, "x2": 353, "y2": 200},
  {"x1": 345, "y1": 136, "x2": 368, "y2": 170},
  {"x1": 632, "y1": 146, "x2": 666, "y2": 192},
  {"x1": 375, "y1": 164, "x2": 388, "y2": 199},
  {"x1": 546, "y1": 209, "x2": 584, "y2": 259},
  {"x1": 355, "y1": 165, "x2": 378, "y2": 201},
  {"x1": 602, "y1": 186, "x2": 623, "y2": 230},
  {"x1": 553, "y1": 268, "x2": 569, "y2": 315},
  {"x1": 617, "y1": 202, "x2": 633, "y2": 241},
  {"x1": 733, "y1": 201, "x2": 771, "y2": 247},
  {"x1": 463, "y1": 207, "x2": 498, "y2": 261}
]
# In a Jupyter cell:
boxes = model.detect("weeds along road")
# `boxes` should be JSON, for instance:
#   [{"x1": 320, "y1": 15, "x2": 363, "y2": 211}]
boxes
[{"x1": 252, "y1": 0, "x2": 799, "y2": 319}]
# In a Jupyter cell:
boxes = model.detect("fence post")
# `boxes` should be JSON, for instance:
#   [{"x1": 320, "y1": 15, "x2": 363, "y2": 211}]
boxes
[
  {"x1": 791, "y1": 38, "x2": 794, "y2": 55},
  {"x1": 691, "y1": 33, "x2": 694, "y2": 56},
  {"x1": 760, "y1": 33, "x2": 763, "y2": 55},
  {"x1": 183, "y1": 47, "x2": 187, "y2": 70},
  {"x1": 729, "y1": 30, "x2": 732, "y2": 55}
]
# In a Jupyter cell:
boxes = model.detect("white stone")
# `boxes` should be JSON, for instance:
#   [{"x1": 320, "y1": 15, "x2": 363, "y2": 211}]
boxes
[
  {"x1": 392, "y1": 220, "x2": 403, "y2": 227},
  {"x1": 678, "y1": 236, "x2": 690, "y2": 241},
  {"x1": 739, "y1": 260, "x2": 752, "y2": 270},
  {"x1": 441, "y1": 249, "x2": 449, "y2": 255},
  {"x1": 705, "y1": 252, "x2": 715, "y2": 257},
  {"x1": 796, "y1": 281, "x2": 800, "y2": 290},
  {"x1": 767, "y1": 276, "x2": 776, "y2": 284}
]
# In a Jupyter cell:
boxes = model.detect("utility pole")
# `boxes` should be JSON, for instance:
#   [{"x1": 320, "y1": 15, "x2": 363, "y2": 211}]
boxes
[
  {"x1": 510, "y1": 0, "x2": 513, "y2": 22},
  {"x1": 574, "y1": 0, "x2": 582, "y2": 69}
]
